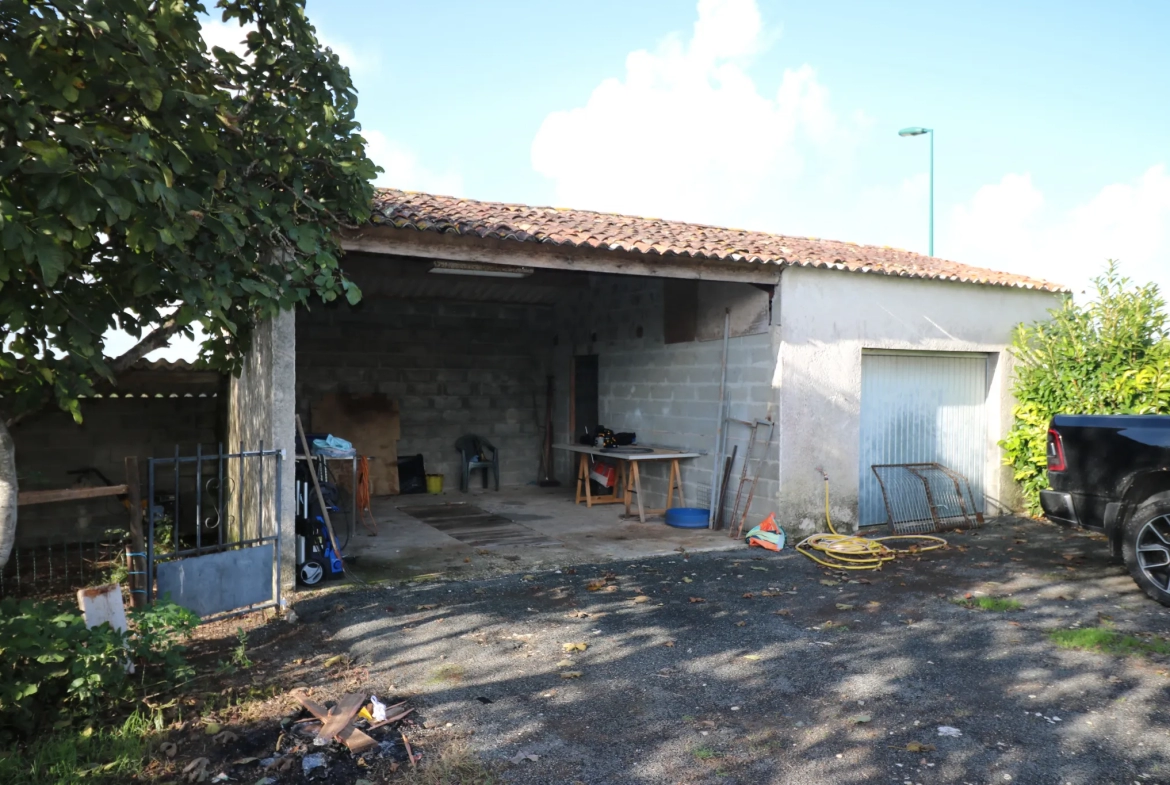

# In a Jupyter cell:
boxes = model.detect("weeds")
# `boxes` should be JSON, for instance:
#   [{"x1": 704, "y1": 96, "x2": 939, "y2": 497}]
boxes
[
  {"x1": 402, "y1": 739, "x2": 495, "y2": 785},
  {"x1": 953, "y1": 596, "x2": 1023, "y2": 612},
  {"x1": 0, "y1": 711, "x2": 158, "y2": 785},
  {"x1": 232, "y1": 628, "x2": 253, "y2": 670},
  {"x1": 693, "y1": 746, "x2": 720, "y2": 760},
  {"x1": 430, "y1": 664, "x2": 466, "y2": 684},
  {"x1": 0, "y1": 598, "x2": 197, "y2": 735},
  {"x1": 1048, "y1": 627, "x2": 1170, "y2": 657}
]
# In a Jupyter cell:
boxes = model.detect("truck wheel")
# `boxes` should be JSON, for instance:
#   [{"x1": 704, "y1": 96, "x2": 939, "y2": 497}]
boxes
[{"x1": 1122, "y1": 494, "x2": 1170, "y2": 607}]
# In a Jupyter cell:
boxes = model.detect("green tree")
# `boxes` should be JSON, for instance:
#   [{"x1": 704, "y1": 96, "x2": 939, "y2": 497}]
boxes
[
  {"x1": 1001, "y1": 262, "x2": 1170, "y2": 514},
  {"x1": 0, "y1": 0, "x2": 379, "y2": 566}
]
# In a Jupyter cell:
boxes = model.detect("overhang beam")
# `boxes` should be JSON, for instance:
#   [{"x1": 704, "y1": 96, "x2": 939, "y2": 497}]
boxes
[{"x1": 341, "y1": 226, "x2": 782, "y2": 285}]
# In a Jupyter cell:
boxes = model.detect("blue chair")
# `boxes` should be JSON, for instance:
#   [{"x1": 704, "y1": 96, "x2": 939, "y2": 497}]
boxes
[{"x1": 455, "y1": 434, "x2": 500, "y2": 492}]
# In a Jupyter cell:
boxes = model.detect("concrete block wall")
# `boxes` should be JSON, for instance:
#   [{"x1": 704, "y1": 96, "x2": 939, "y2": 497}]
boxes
[
  {"x1": 11, "y1": 396, "x2": 221, "y2": 547},
  {"x1": 296, "y1": 298, "x2": 553, "y2": 489},
  {"x1": 554, "y1": 275, "x2": 781, "y2": 528}
]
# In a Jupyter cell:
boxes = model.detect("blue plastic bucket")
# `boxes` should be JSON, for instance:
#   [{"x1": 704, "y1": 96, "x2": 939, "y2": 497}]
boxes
[{"x1": 664, "y1": 507, "x2": 709, "y2": 529}]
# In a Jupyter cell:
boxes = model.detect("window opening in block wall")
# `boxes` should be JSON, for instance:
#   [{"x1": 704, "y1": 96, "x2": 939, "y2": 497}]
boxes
[{"x1": 572, "y1": 355, "x2": 599, "y2": 443}]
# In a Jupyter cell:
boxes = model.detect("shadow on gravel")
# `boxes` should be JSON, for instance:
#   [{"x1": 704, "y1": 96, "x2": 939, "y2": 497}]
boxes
[{"x1": 245, "y1": 517, "x2": 1170, "y2": 784}]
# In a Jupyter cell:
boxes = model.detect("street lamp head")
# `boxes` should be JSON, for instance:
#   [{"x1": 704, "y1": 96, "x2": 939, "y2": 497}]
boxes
[{"x1": 898, "y1": 126, "x2": 931, "y2": 137}]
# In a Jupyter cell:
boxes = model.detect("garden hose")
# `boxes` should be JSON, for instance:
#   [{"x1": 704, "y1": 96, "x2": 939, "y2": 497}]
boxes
[{"x1": 794, "y1": 469, "x2": 948, "y2": 570}]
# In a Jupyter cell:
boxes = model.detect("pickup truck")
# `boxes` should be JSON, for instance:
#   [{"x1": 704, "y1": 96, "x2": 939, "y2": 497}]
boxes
[{"x1": 1042, "y1": 414, "x2": 1170, "y2": 606}]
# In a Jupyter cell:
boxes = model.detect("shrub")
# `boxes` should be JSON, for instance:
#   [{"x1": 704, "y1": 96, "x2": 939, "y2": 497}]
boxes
[
  {"x1": 1001, "y1": 263, "x2": 1170, "y2": 514},
  {"x1": 0, "y1": 598, "x2": 198, "y2": 736}
]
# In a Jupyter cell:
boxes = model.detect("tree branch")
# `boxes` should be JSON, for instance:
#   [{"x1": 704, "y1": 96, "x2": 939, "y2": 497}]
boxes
[{"x1": 108, "y1": 320, "x2": 184, "y2": 373}]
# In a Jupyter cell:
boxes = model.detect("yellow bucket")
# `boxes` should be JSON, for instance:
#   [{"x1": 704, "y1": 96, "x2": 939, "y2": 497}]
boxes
[{"x1": 425, "y1": 474, "x2": 444, "y2": 494}]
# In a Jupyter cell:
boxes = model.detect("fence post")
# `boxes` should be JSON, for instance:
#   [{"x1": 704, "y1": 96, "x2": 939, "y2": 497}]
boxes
[{"x1": 124, "y1": 456, "x2": 146, "y2": 608}]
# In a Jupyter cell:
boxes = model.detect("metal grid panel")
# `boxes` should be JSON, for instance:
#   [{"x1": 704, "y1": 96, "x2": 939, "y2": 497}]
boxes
[
  {"x1": 872, "y1": 462, "x2": 984, "y2": 533},
  {"x1": 858, "y1": 352, "x2": 988, "y2": 527}
]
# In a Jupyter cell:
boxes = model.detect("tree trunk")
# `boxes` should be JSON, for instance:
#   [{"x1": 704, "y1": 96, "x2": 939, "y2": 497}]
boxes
[{"x1": 0, "y1": 419, "x2": 15, "y2": 570}]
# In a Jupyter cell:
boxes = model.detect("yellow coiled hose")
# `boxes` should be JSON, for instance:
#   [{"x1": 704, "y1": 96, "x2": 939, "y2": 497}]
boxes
[{"x1": 794, "y1": 470, "x2": 947, "y2": 570}]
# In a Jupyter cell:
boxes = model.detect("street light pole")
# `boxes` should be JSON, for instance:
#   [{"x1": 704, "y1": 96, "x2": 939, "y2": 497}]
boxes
[{"x1": 898, "y1": 126, "x2": 934, "y2": 257}]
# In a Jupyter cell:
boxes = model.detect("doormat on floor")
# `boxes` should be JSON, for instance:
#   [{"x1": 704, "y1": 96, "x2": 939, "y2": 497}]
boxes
[{"x1": 398, "y1": 503, "x2": 558, "y2": 548}]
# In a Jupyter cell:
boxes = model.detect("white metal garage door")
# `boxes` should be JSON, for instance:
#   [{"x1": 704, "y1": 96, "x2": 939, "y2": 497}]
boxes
[{"x1": 858, "y1": 351, "x2": 988, "y2": 526}]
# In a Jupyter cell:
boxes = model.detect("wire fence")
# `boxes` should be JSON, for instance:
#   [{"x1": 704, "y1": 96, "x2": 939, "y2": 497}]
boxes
[{"x1": 0, "y1": 533, "x2": 129, "y2": 600}]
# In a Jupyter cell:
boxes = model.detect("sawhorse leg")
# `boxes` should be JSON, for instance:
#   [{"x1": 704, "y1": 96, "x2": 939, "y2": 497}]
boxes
[{"x1": 575, "y1": 453, "x2": 595, "y2": 507}]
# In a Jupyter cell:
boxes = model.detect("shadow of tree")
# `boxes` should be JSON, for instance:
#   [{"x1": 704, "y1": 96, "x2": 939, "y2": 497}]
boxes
[{"x1": 255, "y1": 517, "x2": 1170, "y2": 784}]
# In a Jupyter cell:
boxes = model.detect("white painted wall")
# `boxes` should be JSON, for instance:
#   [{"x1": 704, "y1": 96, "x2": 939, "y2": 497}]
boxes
[{"x1": 775, "y1": 266, "x2": 1062, "y2": 534}]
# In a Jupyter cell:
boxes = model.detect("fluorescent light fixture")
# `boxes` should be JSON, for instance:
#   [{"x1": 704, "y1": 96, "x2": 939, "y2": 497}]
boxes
[{"x1": 428, "y1": 260, "x2": 534, "y2": 278}]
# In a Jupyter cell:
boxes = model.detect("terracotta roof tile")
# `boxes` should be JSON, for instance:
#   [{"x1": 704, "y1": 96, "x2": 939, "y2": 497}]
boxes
[{"x1": 369, "y1": 189, "x2": 1066, "y2": 292}]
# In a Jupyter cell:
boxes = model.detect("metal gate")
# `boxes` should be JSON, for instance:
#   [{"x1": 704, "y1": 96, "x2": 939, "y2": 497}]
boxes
[
  {"x1": 147, "y1": 443, "x2": 282, "y2": 620},
  {"x1": 858, "y1": 351, "x2": 989, "y2": 527}
]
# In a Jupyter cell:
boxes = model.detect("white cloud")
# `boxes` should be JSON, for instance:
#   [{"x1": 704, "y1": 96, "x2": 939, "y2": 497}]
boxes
[
  {"x1": 200, "y1": 19, "x2": 366, "y2": 74},
  {"x1": 531, "y1": 0, "x2": 867, "y2": 228},
  {"x1": 365, "y1": 130, "x2": 464, "y2": 196},
  {"x1": 199, "y1": 18, "x2": 252, "y2": 60},
  {"x1": 949, "y1": 166, "x2": 1170, "y2": 297}
]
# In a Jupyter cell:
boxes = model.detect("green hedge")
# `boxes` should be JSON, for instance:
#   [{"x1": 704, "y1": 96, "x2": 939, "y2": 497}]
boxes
[{"x1": 1001, "y1": 263, "x2": 1170, "y2": 515}]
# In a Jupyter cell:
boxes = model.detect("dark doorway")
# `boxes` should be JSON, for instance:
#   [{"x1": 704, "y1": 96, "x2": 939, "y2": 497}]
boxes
[{"x1": 573, "y1": 355, "x2": 599, "y2": 442}]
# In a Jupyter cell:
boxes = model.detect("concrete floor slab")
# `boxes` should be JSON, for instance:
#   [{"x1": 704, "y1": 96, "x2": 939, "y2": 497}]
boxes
[{"x1": 342, "y1": 485, "x2": 742, "y2": 583}]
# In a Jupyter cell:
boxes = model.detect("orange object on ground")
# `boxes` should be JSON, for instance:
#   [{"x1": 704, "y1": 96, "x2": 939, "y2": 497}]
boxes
[
  {"x1": 356, "y1": 456, "x2": 378, "y2": 535},
  {"x1": 745, "y1": 512, "x2": 785, "y2": 551}
]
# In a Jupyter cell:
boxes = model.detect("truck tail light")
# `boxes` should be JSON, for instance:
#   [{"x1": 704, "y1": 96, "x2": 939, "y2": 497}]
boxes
[{"x1": 1047, "y1": 428, "x2": 1067, "y2": 472}]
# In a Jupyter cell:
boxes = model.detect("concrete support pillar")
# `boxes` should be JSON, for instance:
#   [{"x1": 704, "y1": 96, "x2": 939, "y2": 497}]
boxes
[{"x1": 227, "y1": 310, "x2": 296, "y2": 592}]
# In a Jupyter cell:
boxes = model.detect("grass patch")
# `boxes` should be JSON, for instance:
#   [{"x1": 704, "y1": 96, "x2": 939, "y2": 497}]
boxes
[
  {"x1": 693, "y1": 746, "x2": 720, "y2": 760},
  {"x1": 402, "y1": 739, "x2": 495, "y2": 785},
  {"x1": 953, "y1": 596, "x2": 1023, "y2": 612},
  {"x1": 1048, "y1": 627, "x2": 1170, "y2": 657},
  {"x1": 430, "y1": 664, "x2": 467, "y2": 684},
  {"x1": 0, "y1": 712, "x2": 157, "y2": 785}
]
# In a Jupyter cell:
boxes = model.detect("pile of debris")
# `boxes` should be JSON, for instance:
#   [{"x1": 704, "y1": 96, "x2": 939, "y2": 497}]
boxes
[
  {"x1": 177, "y1": 691, "x2": 418, "y2": 783},
  {"x1": 288, "y1": 691, "x2": 418, "y2": 775}
]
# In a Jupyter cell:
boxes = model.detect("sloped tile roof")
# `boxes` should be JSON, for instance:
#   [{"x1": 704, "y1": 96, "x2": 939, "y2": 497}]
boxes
[{"x1": 370, "y1": 189, "x2": 1066, "y2": 292}]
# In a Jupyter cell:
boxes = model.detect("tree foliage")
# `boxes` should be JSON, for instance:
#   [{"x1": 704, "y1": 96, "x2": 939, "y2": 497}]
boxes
[
  {"x1": 0, "y1": 0, "x2": 378, "y2": 423},
  {"x1": 1001, "y1": 262, "x2": 1170, "y2": 514}
]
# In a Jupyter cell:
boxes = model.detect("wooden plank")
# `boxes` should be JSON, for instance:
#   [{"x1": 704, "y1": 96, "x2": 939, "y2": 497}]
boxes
[
  {"x1": 336, "y1": 724, "x2": 378, "y2": 754},
  {"x1": 292, "y1": 692, "x2": 330, "y2": 721},
  {"x1": 317, "y1": 693, "x2": 365, "y2": 741},
  {"x1": 18, "y1": 484, "x2": 127, "y2": 506},
  {"x1": 368, "y1": 707, "x2": 414, "y2": 729},
  {"x1": 310, "y1": 393, "x2": 400, "y2": 495}
]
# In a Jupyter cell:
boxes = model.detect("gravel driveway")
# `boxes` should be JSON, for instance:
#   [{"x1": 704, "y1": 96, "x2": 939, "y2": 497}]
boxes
[{"x1": 284, "y1": 517, "x2": 1170, "y2": 785}]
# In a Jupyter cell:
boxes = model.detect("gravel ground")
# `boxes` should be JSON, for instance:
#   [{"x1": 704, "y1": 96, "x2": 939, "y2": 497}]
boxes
[{"x1": 272, "y1": 517, "x2": 1170, "y2": 785}]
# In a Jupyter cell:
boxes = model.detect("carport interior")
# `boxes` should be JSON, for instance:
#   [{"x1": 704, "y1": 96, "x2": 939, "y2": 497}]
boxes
[{"x1": 293, "y1": 253, "x2": 779, "y2": 578}]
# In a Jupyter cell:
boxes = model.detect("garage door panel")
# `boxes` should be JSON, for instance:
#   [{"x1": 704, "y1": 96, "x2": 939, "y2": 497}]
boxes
[{"x1": 859, "y1": 352, "x2": 987, "y2": 527}]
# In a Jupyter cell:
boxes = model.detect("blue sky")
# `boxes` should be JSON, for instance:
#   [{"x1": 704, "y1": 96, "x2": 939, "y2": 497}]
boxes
[{"x1": 165, "y1": 1, "x2": 1169, "y2": 361}]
